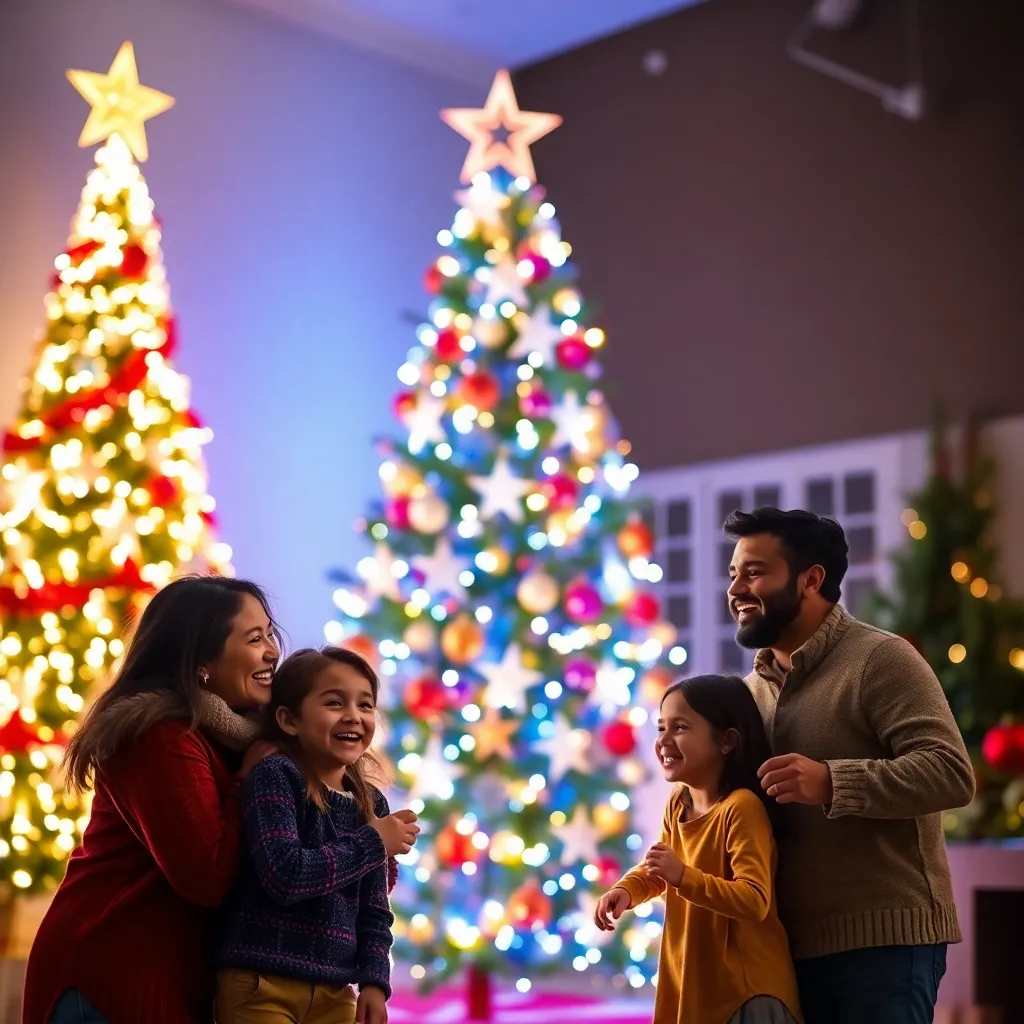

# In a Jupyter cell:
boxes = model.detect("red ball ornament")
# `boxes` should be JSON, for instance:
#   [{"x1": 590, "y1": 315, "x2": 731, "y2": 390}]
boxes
[
  {"x1": 146, "y1": 474, "x2": 178, "y2": 508},
  {"x1": 556, "y1": 336, "x2": 591, "y2": 371},
  {"x1": 543, "y1": 472, "x2": 577, "y2": 511},
  {"x1": 403, "y1": 676, "x2": 449, "y2": 720},
  {"x1": 343, "y1": 634, "x2": 379, "y2": 669},
  {"x1": 385, "y1": 497, "x2": 411, "y2": 530},
  {"x1": 459, "y1": 370, "x2": 500, "y2": 411},
  {"x1": 981, "y1": 723, "x2": 1024, "y2": 777},
  {"x1": 392, "y1": 391, "x2": 418, "y2": 420},
  {"x1": 565, "y1": 580, "x2": 603, "y2": 623},
  {"x1": 120, "y1": 243, "x2": 149, "y2": 279},
  {"x1": 602, "y1": 720, "x2": 637, "y2": 756},
  {"x1": 435, "y1": 328, "x2": 463, "y2": 362},
  {"x1": 65, "y1": 239, "x2": 101, "y2": 264},
  {"x1": 563, "y1": 657, "x2": 598, "y2": 693},
  {"x1": 624, "y1": 592, "x2": 660, "y2": 626},
  {"x1": 519, "y1": 386, "x2": 552, "y2": 419},
  {"x1": 436, "y1": 822, "x2": 480, "y2": 867},
  {"x1": 424, "y1": 265, "x2": 444, "y2": 295},
  {"x1": 618, "y1": 520, "x2": 655, "y2": 560}
]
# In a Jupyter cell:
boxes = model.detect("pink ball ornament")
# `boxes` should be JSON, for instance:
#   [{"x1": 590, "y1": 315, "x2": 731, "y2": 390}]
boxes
[
  {"x1": 385, "y1": 497, "x2": 411, "y2": 530},
  {"x1": 556, "y1": 336, "x2": 591, "y2": 371},
  {"x1": 602, "y1": 720, "x2": 637, "y2": 756},
  {"x1": 565, "y1": 579, "x2": 603, "y2": 623},
  {"x1": 543, "y1": 472, "x2": 577, "y2": 510},
  {"x1": 519, "y1": 386, "x2": 552, "y2": 419},
  {"x1": 522, "y1": 253, "x2": 551, "y2": 282},
  {"x1": 563, "y1": 657, "x2": 598, "y2": 693}
]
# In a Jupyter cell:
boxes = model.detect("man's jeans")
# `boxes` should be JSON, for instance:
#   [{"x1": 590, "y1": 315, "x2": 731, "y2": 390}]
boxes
[{"x1": 796, "y1": 944, "x2": 947, "y2": 1024}]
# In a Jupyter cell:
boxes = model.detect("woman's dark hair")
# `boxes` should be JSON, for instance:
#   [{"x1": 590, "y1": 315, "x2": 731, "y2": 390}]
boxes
[
  {"x1": 265, "y1": 646, "x2": 392, "y2": 823},
  {"x1": 723, "y1": 507, "x2": 849, "y2": 604},
  {"x1": 63, "y1": 575, "x2": 278, "y2": 793},
  {"x1": 662, "y1": 674, "x2": 783, "y2": 835}
]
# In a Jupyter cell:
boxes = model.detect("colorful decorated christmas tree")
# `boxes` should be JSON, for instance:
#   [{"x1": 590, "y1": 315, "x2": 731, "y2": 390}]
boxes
[
  {"x1": 0, "y1": 42, "x2": 231, "y2": 893},
  {"x1": 866, "y1": 417, "x2": 1024, "y2": 838},
  {"x1": 324, "y1": 70, "x2": 679, "y2": 1008}
]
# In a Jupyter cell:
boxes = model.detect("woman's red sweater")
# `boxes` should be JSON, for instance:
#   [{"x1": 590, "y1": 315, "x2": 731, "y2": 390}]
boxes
[{"x1": 22, "y1": 719, "x2": 243, "y2": 1024}]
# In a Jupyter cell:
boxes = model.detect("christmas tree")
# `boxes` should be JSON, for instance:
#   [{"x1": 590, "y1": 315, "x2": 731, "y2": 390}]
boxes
[
  {"x1": 866, "y1": 418, "x2": 1024, "y2": 839},
  {"x1": 324, "y1": 70, "x2": 678, "y2": 1005},
  {"x1": 0, "y1": 42, "x2": 231, "y2": 894}
]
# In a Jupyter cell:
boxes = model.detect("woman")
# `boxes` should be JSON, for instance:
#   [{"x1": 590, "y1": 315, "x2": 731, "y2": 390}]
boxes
[{"x1": 23, "y1": 575, "x2": 281, "y2": 1024}]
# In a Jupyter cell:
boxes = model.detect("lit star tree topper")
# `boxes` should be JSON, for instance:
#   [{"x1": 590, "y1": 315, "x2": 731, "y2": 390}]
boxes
[
  {"x1": 324, "y1": 69, "x2": 681, "y2": 1008},
  {"x1": 0, "y1": 44, "x2": 229, "y2": 894}
]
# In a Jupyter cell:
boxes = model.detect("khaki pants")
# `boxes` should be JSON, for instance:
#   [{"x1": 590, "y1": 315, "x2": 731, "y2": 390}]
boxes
[{"x1": 215, "y1": 969, "x2": 357, "y2": 1024}]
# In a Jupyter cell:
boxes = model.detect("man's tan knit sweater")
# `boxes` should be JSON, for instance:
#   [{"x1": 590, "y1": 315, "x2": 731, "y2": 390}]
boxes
[{"x1": 745, "y1": 605, "x2": 975, "y2": 960}]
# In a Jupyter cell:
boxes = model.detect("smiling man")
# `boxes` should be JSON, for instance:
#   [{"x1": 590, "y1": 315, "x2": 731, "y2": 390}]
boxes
[{"x1": 723, "y1": 507, "x2": 975, "y2": 1024}]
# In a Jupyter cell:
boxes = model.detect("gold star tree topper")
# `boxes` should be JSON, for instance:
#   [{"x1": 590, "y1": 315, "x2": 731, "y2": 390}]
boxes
[
  {"x1": 441, "y1": 69, "x2": 561, "y2": 185},
  {"x1": 66, "y1": 41, "x2": 174, "y2": 163}
]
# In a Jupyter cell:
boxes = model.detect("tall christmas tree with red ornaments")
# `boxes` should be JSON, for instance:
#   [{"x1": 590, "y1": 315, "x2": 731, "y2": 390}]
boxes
[
  {"x1": 0, "y1": 42, "x2": 231, "y2": 894},
  {"x1": 325, "y1": 71, "x2": 679, "y2": 1012}
]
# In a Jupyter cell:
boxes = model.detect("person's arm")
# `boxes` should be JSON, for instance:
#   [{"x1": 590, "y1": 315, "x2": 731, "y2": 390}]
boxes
[
  {"x1": 244, "y1": 759, "x2": 387, "y2": 906},
  {"x1": 674, "y1": 793, "x2": 772, "y2": 923},
  {"x1": 826, "y1": 637, "x2": 976, "y2": 820},
  {"x1": 105, "y1": 720, "x2": 244, "y2": 907},
  {"x1": 614, "y1": 793, "x2": 678, "y2": 908},
  {"x1": 355, "y1": 791, "x2": 395, "y2": 998}
]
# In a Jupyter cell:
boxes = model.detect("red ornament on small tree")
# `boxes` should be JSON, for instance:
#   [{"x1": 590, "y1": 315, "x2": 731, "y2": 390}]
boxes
[
  {"x1": 434, "y1": 328, "x2": 463, "y2": 362},
  {"x1": 564, "y1": 579, "x2": 602, "y2": 623},
  {"x1": 459, "y1": 370, "x2": 500, "y2": 411},
  {"x1": 624, "y1": 592, "x2": 660, "y2": 626},
  {"x1": 556, "y1": 336, "x2": 590, "y2": 371},
  {"x1": 981, "y1": 723, "x2": 1024, "y2": 777},
  {"x1": 436, "y1": 821, "x2": 480, "y2": 867},
  {"x1": 392, "y1": 391, "x2": 418, "y2": 420}
]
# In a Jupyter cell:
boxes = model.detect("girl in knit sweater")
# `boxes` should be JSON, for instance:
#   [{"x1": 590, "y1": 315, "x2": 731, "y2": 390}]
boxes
[
  {"x1": 595, "y1": 675, "x2": 802, "y2": 1024},
  {"x1": 215, "y1": 647, "x2": 419, "y2": 1024}
]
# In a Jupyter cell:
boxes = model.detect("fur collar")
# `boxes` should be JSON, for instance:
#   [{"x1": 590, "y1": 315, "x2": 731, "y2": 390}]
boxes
[{"x1": 87, "y1": 687, "x2": 262, "y2": 763}]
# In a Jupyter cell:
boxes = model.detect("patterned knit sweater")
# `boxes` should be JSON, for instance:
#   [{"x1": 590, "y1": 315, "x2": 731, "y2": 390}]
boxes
[{"x1": 215, "y1": 755, "x2": 394, "y2": 996}]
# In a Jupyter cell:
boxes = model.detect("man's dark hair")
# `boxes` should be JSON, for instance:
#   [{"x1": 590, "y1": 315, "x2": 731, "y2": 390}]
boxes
[{"x1": 723, "y1": 507, "x2": 849, "y2": 604}]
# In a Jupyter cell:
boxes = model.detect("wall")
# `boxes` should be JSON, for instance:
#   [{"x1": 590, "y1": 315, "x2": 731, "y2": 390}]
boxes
[
  {"x1": 0, "y1": 0, "x2": 477, "y2": 644},
  {"x1": 515, "y1": 0, "x2": 1024, "y2": 469}
]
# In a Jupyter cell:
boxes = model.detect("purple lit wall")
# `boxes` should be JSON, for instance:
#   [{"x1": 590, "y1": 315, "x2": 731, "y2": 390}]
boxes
[{"x1": 0, "y1": 0, "x2": 477, "y2": 645}]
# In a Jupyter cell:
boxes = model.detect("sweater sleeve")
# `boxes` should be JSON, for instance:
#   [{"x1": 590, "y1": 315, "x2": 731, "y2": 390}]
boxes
[
  {"x1": 675, "y1": 792, "x2": 773, "y2": 923},
  {"x1": 244, "y1": 758, "x2": 388, "y2": 905},
  {"x1": 615, "y1": 794, "x2": 675, "y2": 908},
  {"x1": 356, "y1": 791, "x2": 395, "y2": 997},
  {"x1": 105, "y1": 720, "x2": 242, "y2": 907},
  {"x1": 826, "y1": 636, "x2": 976, "y2": 820}
]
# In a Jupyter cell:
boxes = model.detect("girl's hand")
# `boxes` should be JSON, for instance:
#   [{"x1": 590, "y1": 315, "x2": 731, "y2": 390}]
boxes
[
  {"x1": 593, "y1": 887, "x2": 631, "y2": 931},
  {"x1": 240, "y1": 740, "x2": 279, "y2": 779},
  {"x1": 644, "y1": 843, "x2": 684, "y2": 887},
  {"x1": 370, "y1": 808, "x2": 420, "y2": 856},
  {"x1": 356, "y1": 984, "x2": 388, "y2": 1024}
]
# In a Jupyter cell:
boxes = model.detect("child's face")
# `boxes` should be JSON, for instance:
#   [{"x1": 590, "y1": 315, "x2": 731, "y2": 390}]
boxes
[
  {"x1": 656, "y1": 689, "x2": 727, "y2": 791},
  {"x1": 278, "y1": 662, "x2": 377, "y2": 769}
]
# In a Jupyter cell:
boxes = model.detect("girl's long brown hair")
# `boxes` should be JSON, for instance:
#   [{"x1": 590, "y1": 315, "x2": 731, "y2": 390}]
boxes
[{"x1": 265, "y1": 646, "x2": 392, "y2": 822}]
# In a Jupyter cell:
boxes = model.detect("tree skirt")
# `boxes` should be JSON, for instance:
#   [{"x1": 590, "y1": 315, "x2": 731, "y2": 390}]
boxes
[{"x1": 388, "y1": 987, "x2": 654, "y2": 1022}]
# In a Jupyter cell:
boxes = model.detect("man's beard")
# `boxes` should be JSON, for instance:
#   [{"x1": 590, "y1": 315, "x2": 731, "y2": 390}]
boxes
[{"x1": 735, "y1": 575, "x2": 802, "y2": 649}]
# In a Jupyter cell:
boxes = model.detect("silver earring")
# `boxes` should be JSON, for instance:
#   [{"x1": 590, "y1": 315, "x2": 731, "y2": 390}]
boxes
[{"x1": 199, "y1": 669, "x2": 209, "y2": 687}]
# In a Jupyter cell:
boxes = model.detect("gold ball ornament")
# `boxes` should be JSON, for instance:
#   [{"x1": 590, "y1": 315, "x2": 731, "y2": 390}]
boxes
[
  {"x1": 546, "y1": 507, "x2": 584, "y2": 543},
  {"x1": 482, "y1": 546, "x2": 511, "y2": 575},
  {"x1": 473, "y1": 316, "x2": 508, "y2": 349},
  {"x1": 408, "y1": 492, "x2": 449, "y2": 534},
  {"x1": 516, "y1": 571, "x2": 560, "y2": 614},
  {"x1": 381, "y1": 463, "x2": 422, "y2": 498},
  {"x1": 640, "y1": 667, "x2": 673, "y2": 705},
  {"x1": 649, "y1": 620, "x2": 678, "y2": 647},
  {"x1": 441, "y1": 615, "x2": 485, "y2": 664},
  {"x1": 593, "y1": 802, "x2": 628, "y2": 838},
  {"x1": 403, "y1": 619, "x2": 436, "y2": 655},
  {"x1": 408, "y1": 914, "x2": 435, "y2": 944}
]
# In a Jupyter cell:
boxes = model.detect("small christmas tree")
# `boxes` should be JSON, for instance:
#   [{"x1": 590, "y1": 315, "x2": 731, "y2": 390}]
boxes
[
  {"x1": 324, "y1": 71, "x2": 677, "y2": 1009},
  {"x1": 866, "y1": 417, "x2": 1024, "y2": 839},
  {"x1": 0, "y1": 42, "x2": 231, "y2": 893}
]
